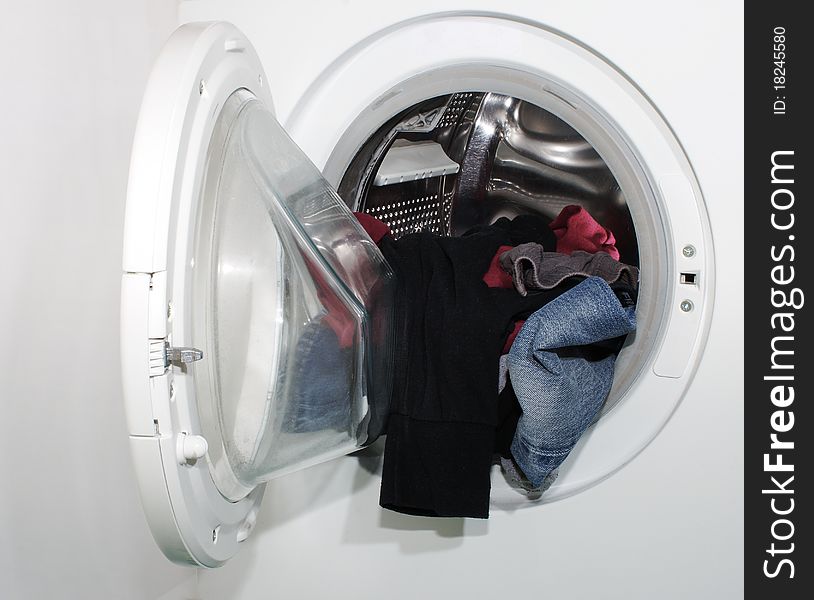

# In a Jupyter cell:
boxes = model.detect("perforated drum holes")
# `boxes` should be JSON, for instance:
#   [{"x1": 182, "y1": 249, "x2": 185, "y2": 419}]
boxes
[{"x1": 366, "y1": 194, "x2": 447, "y2": 237}]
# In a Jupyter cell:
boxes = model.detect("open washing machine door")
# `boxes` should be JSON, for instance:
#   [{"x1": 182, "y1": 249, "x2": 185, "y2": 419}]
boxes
[{"x1": 121, "y1": 22, "x2": 395, "y2": 567}]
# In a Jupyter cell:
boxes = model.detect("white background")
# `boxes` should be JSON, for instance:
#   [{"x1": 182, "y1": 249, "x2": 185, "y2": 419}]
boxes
[{"x1": 0, "y1": 2, "x2": 194, "y2": 599}]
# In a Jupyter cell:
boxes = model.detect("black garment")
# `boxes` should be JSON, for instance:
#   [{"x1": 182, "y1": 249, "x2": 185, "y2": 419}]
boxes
[
  {"x1": 495, "y1": 379, "x2": 522, "y2": 459},
  {"x1": 378, "y1": 216, "x2": 575, "y2": 518},
  {"x1": 466, "y1": 214, "x2": 558, "y2": 250}
]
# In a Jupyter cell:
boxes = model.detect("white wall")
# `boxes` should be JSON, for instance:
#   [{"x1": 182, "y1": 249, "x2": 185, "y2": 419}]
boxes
[{"x1": 0, "y1": 3, "x2": 197, "y2": 599}]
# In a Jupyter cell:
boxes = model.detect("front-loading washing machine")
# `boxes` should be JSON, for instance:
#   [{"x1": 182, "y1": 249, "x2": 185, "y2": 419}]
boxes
[{"x1": 121, "y1": 2, "x2": 743, "y2": 598}]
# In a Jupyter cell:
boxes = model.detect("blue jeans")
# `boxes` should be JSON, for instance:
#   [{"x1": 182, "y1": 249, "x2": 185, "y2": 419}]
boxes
[
  {"x1": 284, "y1": 318, "x2": 352, "y2": 433},
  {"x1": 508, "y1": 276, "x2": 636, "y2": 486}
]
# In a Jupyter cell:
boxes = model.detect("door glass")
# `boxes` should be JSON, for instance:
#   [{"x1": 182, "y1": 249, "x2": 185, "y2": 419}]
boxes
[{"x1": 193, "y1": 89, "x2": 394, "y2": 501}]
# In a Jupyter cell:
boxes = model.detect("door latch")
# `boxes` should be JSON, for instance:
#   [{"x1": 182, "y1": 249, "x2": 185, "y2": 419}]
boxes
[{"x1": 165, "y1": 343, "x2": 204, "y2": 367}]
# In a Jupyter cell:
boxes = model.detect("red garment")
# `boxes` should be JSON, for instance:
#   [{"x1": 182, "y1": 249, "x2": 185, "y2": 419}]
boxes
[
  {"x1": 482, "y1": 245, "x2": 515, "y2": 289},
  {"x1": 549, "y1": 205, "x2": 620, "y2": 261},
  {"x1": 354, "y1": 211, "x2": 392, "y2": 244},
  {"x1": 503, "y1": 320, "x2": 525, "y2": 354},
  {"x1": 306, "y1": 260, "x2": 357, "y2": 349}
]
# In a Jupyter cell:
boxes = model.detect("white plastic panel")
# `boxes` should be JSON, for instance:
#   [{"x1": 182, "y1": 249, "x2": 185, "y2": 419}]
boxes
[
  {"x1": 653, "y1": 174, "x2": 706, "y2": 378},
  {"x1": 121, "y1": 273, "x2": 154, "y2": 436},
  {"x1": 373, "y1": 140, "x2": 459, "y2": 186}
]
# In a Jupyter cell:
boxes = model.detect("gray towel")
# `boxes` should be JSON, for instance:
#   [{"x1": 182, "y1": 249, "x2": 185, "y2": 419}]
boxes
[{"x1": 498, "y1": 243, "x2": 639, "y2": 296}]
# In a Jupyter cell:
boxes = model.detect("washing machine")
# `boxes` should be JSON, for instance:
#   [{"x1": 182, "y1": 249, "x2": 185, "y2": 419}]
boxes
[{"x1": 121, "y1": 2, "x2": 743, "y2": 598}]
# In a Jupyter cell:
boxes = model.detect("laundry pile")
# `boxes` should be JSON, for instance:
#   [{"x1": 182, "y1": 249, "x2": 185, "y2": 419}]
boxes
[{"x1": 354, "y1": 206, "x2": 639, "y2": 518}]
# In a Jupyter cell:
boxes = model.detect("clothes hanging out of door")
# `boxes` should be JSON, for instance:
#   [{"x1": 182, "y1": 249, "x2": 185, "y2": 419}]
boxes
[{"x1": 350, "y1": 206, "x2": 638, "y2": 518}]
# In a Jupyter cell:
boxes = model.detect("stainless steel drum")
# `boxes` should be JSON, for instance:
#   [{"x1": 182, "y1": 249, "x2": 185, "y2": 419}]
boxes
[{"x1": 338, "y1": 92, "x2": 638, "y2": 266}]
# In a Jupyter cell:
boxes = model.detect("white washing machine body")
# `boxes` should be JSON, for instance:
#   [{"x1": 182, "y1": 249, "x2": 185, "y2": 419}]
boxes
[{"x1": 123, "y1": 1, "x2": 743, "y2": 597}]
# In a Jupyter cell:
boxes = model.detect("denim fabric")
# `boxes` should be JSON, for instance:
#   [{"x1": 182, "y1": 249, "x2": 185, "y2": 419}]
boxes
[
  {"x1": 499, "y1": 243, "x2": 639, "y2": 296},
  {"x1": 284, "y1": 318, "x2": 352, "y2": 433},
  {"x1": 508, "y1": 276, "x2": 636, "y2": 486}
]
